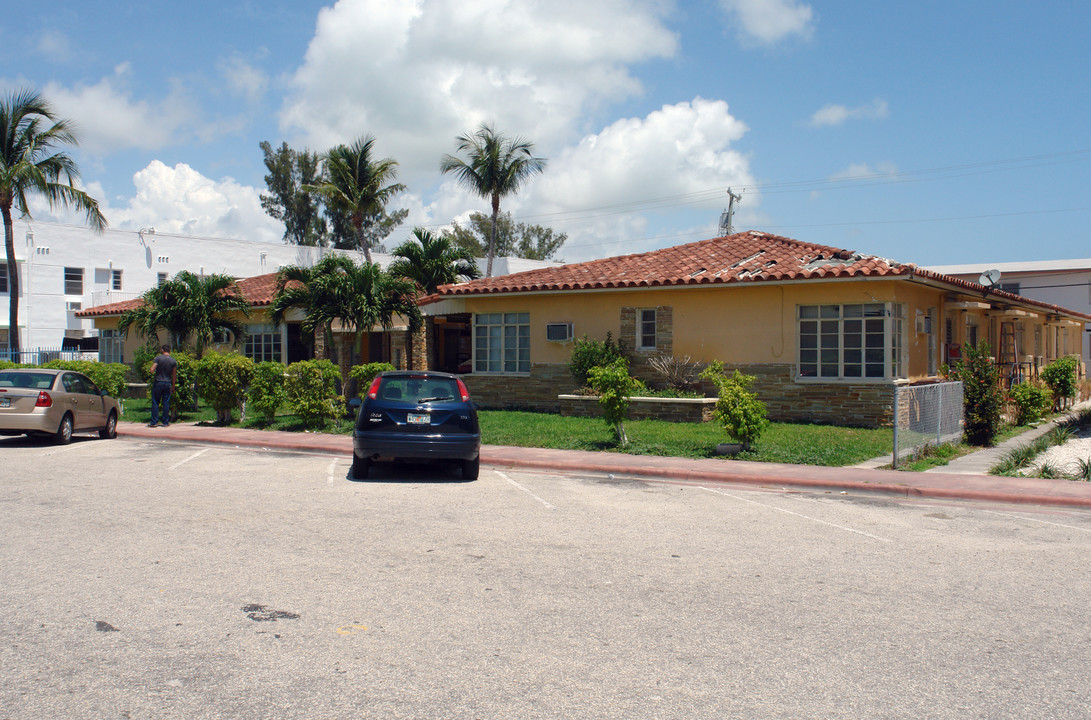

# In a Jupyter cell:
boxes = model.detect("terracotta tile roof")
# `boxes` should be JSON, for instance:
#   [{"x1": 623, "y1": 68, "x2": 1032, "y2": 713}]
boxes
[
  {"x1": 76, "y1": 273, "x2": 286, "y2": 318},
  {"x1": 433, "y1": 231, "x2": 914, "y2": 297}
]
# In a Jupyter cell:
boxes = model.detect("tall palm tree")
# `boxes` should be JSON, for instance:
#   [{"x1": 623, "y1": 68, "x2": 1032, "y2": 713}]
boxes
[
  {"x1": 305, "y1": 136, "x2": 405, "y2": 264},
  {"x1": 117, "y1": 271, "x2": 251, "y2": 356},
  {"x1": 0, "y1": 89, "x2": 106, "y2": 356},
  {"x1": 271, "y1": 254, "x2": 420, "y2": 395},
  {"x1": 388, "y1": 227, "x2": 481, "y2": 295},
  {"x1": 440, "y1": 123, "x2": 546, "y2": 277}
]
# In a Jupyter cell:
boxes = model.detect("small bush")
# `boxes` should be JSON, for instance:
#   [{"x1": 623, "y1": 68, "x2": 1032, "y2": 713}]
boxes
[
  {"x1": 41, "y1": 360, "x2": 129, "y2": 399},
  {"x1": 248, "y1": 362, "x2": 287, "y2": 422},
  {"x1": 196, "y1": 352, "x2": 254, "y2": 424},
  {"x1": 349, "y1": 362, "x2": 396, "y2": 391},
  {"x1": 699, "y1": 361, "x2": 769, "y2": 451},
  {"x1": 647, "y1": 354, "x2": 702, "y2": 392},
  {"x1": 952, "y1": 341, "x2": 1002, "y2": 446},
  {"x1": 570, "y1": 333, "x2": 625, "y2": 387},
  {"x1": 285, "y1": 359, "x2": 344, "y2": 427},
  {"x1": 1041, "y1": 356, "x2": 1079, "y2": 411},
  {"x1": 587, "y1": 357, "x2": 644, "y2": 446},
  {"x1": 1007, "y1": 380, "x2": 1053, "y2": 425}
]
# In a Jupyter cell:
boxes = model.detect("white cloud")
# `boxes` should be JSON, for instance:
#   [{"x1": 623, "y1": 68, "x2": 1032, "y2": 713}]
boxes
[
  {"x1": 219, "y1": 56, "x2": 269, "y2": 105},
  {"x1": 36, "y1": 29, "x2": 74, "y2": 63},
  {"x1": 278, "y1": 0, "x2": 678, "y2": 185},
  {"x1": 810, "y1": 98, "x2": 889, "y2": 127},
  {"x1": 43, "y1": 63, "x2": 200, "y2": 155},
  {"x1": 829, "y1": 162, "x2": 898, "y2": 181},
  {"x1": 719, "y1": 0, "x2": 814, "y2": 44}
]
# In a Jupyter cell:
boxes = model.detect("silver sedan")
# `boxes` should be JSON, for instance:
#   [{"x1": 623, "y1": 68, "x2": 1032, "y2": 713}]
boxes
[{"x1": 0, "y1": 369, "x2": 120, "y2": 444}]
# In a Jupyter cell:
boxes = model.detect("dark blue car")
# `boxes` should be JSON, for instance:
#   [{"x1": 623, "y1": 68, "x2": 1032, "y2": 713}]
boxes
[{"x1": 352, "y1": 371, "x2": 481, "y2": 480}]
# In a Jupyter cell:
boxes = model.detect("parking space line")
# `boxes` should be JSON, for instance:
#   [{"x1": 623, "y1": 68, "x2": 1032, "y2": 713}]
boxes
[
  {"x1": 168, "y1": 447, "x2": 212, "y2": 471},
  {"x1": 496, "y1": 470, "x2": 556, "y2": 510},
  {"x1": 327, "y1": 458, "x2": 338, "y2": 485},
  {"x1": 983, "y1": 509, "x2": 1091, "y2": 533},
  {"x1": 43, "y1": 441, "x2": 106, "y2": 456},
  {"x1": 699, "y1": 486, "x2": 891, "y2": 543}
]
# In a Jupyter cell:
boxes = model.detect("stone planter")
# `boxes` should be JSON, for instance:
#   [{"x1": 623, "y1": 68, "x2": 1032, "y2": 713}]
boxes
[{"x1": 557, "y1": 394, "x2": 717, "y2": 423}]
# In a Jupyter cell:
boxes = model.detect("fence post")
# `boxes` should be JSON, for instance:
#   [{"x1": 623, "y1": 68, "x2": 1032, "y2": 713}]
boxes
[
  {"x1": 936, "y1": 384, "x2": 943, "y2": 446},
  {"x1": 892, "y1": 386, "x2": 900, "y2": 469}
]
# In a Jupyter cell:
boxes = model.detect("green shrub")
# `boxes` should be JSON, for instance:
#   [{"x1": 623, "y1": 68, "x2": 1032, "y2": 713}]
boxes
[
  {"x1": 196, "y1": 352, "x2": 254, "y2": 424},
  {"x1": 1041, "y1": 356, "x2": 1079, "y2": 411},
  {"x1": 285, "y1": 359, "x2": 344, "y2": 427},
  {"x1": 1007, "y1": 380, "x2": 1053, "y2": 425},
  {"x1": 349, "y1": 362, "x2": 396, "y2": 392},
  {"x1": 41, "y1": 360, "x2": 129, "y2": 399},
  {"x1": 952, "y1": 341, "x2": 1001, "y2": 446},
  {"x1": 248, "y1": 361, "x2": 287, "y2": 422},
  {"x1": 570, "y1": 333, "x2": 625, "y2": 387},
  {"x1": 587, "y1": 357, "x2": 644, "y2": 446},
  {"x1": 699, "y1": 361, "x2": 769, "y2": 450},
  {"x1": 132, "y1": 344, "x2": 159, "y2": 383},
  {"x1": 0, "y1": 360, "x2": 18, "y2": 370}
]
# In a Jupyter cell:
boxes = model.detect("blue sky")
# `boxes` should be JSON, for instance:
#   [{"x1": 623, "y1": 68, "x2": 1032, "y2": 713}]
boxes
[{"x1": 3, "y1": 0, "x2": 1089, "y2": 265}]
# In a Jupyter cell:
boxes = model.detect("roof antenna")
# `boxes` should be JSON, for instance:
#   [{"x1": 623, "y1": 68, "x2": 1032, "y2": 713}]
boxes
[{"x1": 719, "y1": 188, "x2": 742, "y2": 236}]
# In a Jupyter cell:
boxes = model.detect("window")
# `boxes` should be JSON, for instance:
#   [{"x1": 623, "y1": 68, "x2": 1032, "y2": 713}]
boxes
[
  {"x1": 638, "y1": 309, "x2": 657, "y2": 349},
  {"x1": 244, "y1": 324, "x2": 282, "y2": 363},
  {"x1": 0, "y1": 264, "x2": 7, "y2": 293},
  {"x1": 99, "y1": 329, "x2": 124, "y2": 364},
  {"x1": 111, "y1": 269, "x2": 123, "y2": 291},
  {"x1": 64, "y1": 267, "x2": 84, "y2": 295},
  {"x1": 474, "y1": 313, "x2": 530, "y2": 373},
  {"x1": 798, "y1": 303, "x2": 905, "y2": 380},
  {"x1": 157, "y1": 272, "x2": 168, "y2": 287}
]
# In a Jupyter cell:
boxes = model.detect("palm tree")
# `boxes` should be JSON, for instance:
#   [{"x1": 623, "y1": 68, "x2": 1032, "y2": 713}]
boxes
[
  {"x1": 305, "y1": 136, "x2": 405, "y2": 264},
  {"x1": 271, "y1": 254, "x2": 420, "y2": 395},
  {"x1": 388, "y1": 227, "x2": 481, "y2": 295},
  {"x1": 1, "y1": 89, "x2": 106, "y2": 356},
  {"x1": 117, "y1": 271, "x2": 251, "y2": 356},
  {"x1": 440, "y1": 123, "x2": 546, "y2": 277}
]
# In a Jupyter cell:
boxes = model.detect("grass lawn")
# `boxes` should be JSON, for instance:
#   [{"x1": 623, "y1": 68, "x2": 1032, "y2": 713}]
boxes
[{"x1": 122, "y1": 399, "x2": 893, "y2": 467}]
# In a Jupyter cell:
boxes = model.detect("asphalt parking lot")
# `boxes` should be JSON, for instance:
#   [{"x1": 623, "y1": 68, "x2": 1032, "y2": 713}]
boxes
[{"x1": 3, "y1": 435, "x2": 1091, "y2": 719}]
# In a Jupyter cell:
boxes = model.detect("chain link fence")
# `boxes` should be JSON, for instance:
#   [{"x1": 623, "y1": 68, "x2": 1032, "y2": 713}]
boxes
[{"x1": 892, "y1": 381, "x2": 964, "y2": 467}]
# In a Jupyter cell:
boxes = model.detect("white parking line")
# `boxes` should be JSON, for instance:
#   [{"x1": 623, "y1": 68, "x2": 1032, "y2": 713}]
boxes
[
  {"x1": 983, "y1": 509, "x2": 1091, "y2": 533},
  {"x1": 699, "y1": 486, "x2": 891, "y2": 543},
  {"x1": 168, "y1": 447, "x2": 212, "y2": 471},
  {"x1": 496, "y1": 470, "x2": 555, "y2": 510},
  {"x1": 43, "y1": 441, "x2": 106, "y2": 456},
  {"x1": 327, "y1": 458, "x2": 339, "y2": 485}
]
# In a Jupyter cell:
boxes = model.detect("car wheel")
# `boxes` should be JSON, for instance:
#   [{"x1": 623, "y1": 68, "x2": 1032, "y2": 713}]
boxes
[
  {"x1": 55, "y1": 414, "x2": 74, "y2": 445},
  {"x1": 100, "y1": 411, "x2": 118, "y2": 439},
  {"x1": 351, "y1": 455, "x2": 370, "y2": 480},
  {"x1": 462, "y1": 456, "x2": 480, "y2": 481}
]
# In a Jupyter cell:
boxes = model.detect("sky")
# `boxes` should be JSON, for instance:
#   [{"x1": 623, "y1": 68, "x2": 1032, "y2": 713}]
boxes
[{"x1": 3, "y1": 0, "x2": 1090, "y2": 267}]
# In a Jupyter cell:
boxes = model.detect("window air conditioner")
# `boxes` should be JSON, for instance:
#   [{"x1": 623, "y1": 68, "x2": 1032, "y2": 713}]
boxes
[{"x1": 546, "y1": 323, "x2": 574, "y2": 342}]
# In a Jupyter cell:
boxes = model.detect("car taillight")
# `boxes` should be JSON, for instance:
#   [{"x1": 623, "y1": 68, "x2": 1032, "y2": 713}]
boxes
[
  {"x1": 35, "y1": 391, "x2": 52, "y2": 408},
  {"x1": 456, "y1": 378, "x2": 471, "y2": 402},
  {"x1": 367, "y1": 376, "x2": 382, "y2": 400}
]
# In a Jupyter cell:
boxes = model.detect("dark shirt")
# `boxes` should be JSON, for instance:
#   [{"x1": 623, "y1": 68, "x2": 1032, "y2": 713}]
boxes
[{"x1": 153, "y1": 354, "x2": 178, "y2": 385}]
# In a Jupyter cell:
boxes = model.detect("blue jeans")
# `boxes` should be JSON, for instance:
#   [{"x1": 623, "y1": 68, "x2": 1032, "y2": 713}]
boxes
[{"x1": 151, "y1": 381, "x2": 173, "y2": 425}]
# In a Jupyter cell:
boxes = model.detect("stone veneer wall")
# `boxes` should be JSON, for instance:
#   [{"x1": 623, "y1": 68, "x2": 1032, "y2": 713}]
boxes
[{"x1": 462, "y1": 361, "x2": 897, "y2": 427}]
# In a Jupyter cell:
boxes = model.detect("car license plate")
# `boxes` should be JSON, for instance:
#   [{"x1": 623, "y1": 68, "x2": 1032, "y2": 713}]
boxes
[
  {"x1": 0, "y1": 397, "x2": 8, "y2": 408},
  {"x1": 408, "y1": 413, "x2": 429, "y2": 424}
]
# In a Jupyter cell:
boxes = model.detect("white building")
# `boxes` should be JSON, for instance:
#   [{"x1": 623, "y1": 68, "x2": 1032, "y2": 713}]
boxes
[
  {"x1": 925, "y1": 258, "x2": 1091, "y2": 364},
  {"x1": 0, "y1": 219, "x2": 552, "y2": 359}
]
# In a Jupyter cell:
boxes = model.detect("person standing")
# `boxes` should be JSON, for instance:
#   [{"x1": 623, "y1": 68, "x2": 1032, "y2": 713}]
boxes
[{"x1": 149, "y1": 344, "x2": 178, "y2": 427}]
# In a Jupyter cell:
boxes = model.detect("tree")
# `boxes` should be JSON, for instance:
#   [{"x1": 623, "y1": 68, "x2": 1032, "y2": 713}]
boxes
[
  {"x1": 389, "y1": 227, "x2": 480, "y2": 294},
  {"x1": 1, "y1": 89, "x2": 106, "y2": 355},
  {"x1": 441, "y1": 211, "x2": 565, "y2": 261},
  {"x1": 271, "y1": 254, "x2": 421, "y2": 396},
  {"x1": 117, "y1": 271, "x2": 251, "y2": 356},
  {"x1": 440, "y1": 123, "x2": 546, "y2": 277},
  {"x1": 259, "y1": 141, "x2": 327, "y2": 246},
  {"x1": 305, "y1": 136, "x2": 405, "y2": 264},
  {"x1": 953, "y1": 341, "x2": 1002, "y2": 446}
]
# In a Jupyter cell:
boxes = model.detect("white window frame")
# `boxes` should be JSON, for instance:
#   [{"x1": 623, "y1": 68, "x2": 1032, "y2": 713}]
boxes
[
  {"x1": 111, "y1": 269, "x2": 123, "y2": 291},
  {"x1": 99, "y1": 329, "x2": 124, "y2": 364},
  {"x1": 64, "y1": 267, "x2": 84, "y2": 295},
  {"x1": 797, "y1": 302, "x2": 906, "y2": 381},
  {"x1": 637, "y1": 308, "x2": 657, "y2": 350},
  {"x1": 474, "y1": 312, "x2": 530, "y2": 374},
  {"x1": 0, "y1": 264, "x2": 7, "y2": 294},
  {"x1": 244, "y1": 324, "x2": 283, "y2": 363}
]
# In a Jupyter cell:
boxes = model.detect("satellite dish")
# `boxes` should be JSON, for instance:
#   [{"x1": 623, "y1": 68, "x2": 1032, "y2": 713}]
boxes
[{"x1": 978, "y1": 268, "x2": 1001, "y2": 287}]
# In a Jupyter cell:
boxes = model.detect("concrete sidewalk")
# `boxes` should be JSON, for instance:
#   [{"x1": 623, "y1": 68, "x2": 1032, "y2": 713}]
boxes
[{"x1": 117, "y1": 421, "x2": 1091, "y2": 509}]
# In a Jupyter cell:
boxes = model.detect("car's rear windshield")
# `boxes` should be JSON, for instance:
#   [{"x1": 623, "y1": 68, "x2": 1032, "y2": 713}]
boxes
[
  {"x1": 0, "y1": 371, "x2": 55, "y2": 390},
  {"x1": 377, "y1": 376, "x2": 461, "y2": 403}
]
